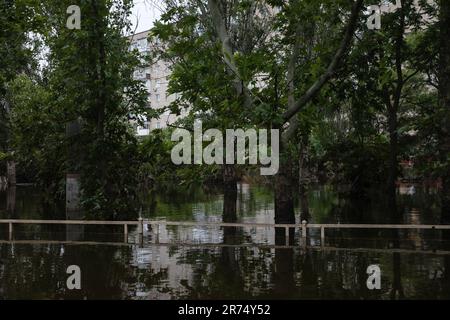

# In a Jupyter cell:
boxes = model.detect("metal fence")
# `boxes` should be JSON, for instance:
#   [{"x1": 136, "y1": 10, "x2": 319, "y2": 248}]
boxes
[{"x1": 1, "y1": 218, "x2": 449, "y2": 245}]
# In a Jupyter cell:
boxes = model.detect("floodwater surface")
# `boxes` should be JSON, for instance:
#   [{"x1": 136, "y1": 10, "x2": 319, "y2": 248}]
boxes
[{"x1": 0, "y1": 183, "x2": 449, "y2": 299}]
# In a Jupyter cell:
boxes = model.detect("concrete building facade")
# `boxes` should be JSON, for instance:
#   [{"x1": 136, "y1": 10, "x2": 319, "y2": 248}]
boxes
[{"x1": 129, "y1": 30, "x2": 181, "y2": 136}]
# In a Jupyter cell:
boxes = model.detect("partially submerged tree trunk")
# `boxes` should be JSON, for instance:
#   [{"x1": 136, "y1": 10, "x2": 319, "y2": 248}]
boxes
[
  {"x1": 299, "y1": 141, "x2": 311, "y2": 221},
  {"x1": 223, "y1": 183, "x2": 237, "y2": 222},
  {"x1": 222, "y1": 164, "x2": 237, "y2": 192},
  {"x1": 223, "y1": 164, "x2": 238, "y2": 243},
  {"x1": 222, "y1": 164, "x2": 238, "y2": 241},
  {"x1": 6, "y1": 160, "x2": 16, "y2": 186},
  {"x1": 274, "y1": 153, "x2": 295, "y2": 244},
  {"x1": 278, "y1": 0, "x2": 364, "y2": 229},
  {"x1": 386, "y1": 99, "x2": 399, "y2": 216},
  {"x1": 207, "y1": 0, "x2": 364, "y2": 240},
  {"x1": 274, "y1": 167, "x2": 295, "y2": 225}
]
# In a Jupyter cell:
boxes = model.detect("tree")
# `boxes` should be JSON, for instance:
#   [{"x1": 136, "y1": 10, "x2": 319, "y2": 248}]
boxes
[
  {"x1": 6, "y1": 75, "x2": 65, "y2": 193},
  {"x1": 43, "y1": 0, "x2": 149, "y2": 218},
  {"x1": 0, "y1": 0, "x2": 43, "y2": 184},
  {"x1": 152, "y1": 0, "x2": 275, "y2": 192},
  {"x1": 153, "y1": 0, "x2": 364, "y2": 233}
]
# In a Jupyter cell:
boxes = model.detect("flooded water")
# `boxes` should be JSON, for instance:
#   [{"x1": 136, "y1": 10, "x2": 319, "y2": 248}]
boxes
[{"x1": 0, "y1": 184, "x2": 449, "y2": 299}]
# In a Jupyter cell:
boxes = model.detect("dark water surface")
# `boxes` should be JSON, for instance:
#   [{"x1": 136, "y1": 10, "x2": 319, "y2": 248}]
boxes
[{"x1": 0, "y1": 184, "x2": 449, "y2": 299}]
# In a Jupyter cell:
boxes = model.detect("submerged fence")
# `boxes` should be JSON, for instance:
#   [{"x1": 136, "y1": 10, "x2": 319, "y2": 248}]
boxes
[{"x1": 1, "y1": 218, "x2": 450, "y2": 246}]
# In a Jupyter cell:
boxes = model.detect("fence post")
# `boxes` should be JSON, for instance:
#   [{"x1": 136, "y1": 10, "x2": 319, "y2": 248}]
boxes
[
  {"x1": 138, "y1": 218, "x2": 143, "y2": 235},
  {"x1": 124, "y1": 224, "x2": 128, "y2": 243},
  {"x1": 9, "y1": 222, "x2": 13, "y2": 241},
  {"x1": 321, "y1": 226, "x2": 325, "y2": 246},
  {"x1": 285, "y1": 226, "x2": 289, "y2": 246},
  {"x1": 138, "y1": 218, "x2": 144, "y2": 247},
  {"x1": 155, "y1": 224, "x2": 159, "y2": 244},
  {"x1": 302, "y1": 220, "x2": 307, "y2": 239},
  {"x1": 301, "y1": 220, "x2": 307, "y2": 247}
]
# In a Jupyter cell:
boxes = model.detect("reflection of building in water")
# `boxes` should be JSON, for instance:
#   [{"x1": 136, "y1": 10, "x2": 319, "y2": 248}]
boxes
[
  {"x1": 127, "y1": 244, "x2": 276, "y2": 298},
  {"x1": 129, "y1": 245, "x2": 213, "y2": 298},
  {"x1": 399, "y1": 183, "x2": 416, "y2": 195},
  {"x1": 159, "y1": 223, "x2": 223, "y2": 244}
]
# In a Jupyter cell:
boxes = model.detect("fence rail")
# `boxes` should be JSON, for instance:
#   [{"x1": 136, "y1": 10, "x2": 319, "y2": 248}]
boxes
[{"x1": 1, "y1": 219, "x2": 449, "y2": 245}]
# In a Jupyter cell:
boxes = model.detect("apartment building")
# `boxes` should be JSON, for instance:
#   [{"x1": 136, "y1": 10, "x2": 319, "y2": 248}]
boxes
[{"x1": 129, "y1": 30, "x2": 181, "y2": 136}]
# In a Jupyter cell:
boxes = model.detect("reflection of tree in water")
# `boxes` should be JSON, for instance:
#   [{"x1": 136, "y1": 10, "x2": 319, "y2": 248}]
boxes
[
  {"x1": 328, "y1": 197, "x2": 378, "y2": 247},
  {"x1": 220, "y1": 181, "x2": 244, "y2": 295},
  {"x1": 389, "y1": 232, "x2": 404, "y2": 299},
  {"x1": 441, "y1": 206, "x2": 450, "y2": 298},
  {"x1": 148, "y1": 183, "x2": 450, "y2": 300},
  {"x1": 0, "y1": 244, "x2": 137, "y2": 299},
  {"x1": 389, "y1": 204, "x2": 404, "y2": 299},
  {"x1": 3, "y1": 182, "x2": 450, "y2": 299},
  {"x1": 217, "y1": 188, "x2": 244, "y2": 297},
  {"x1": 444, "y1": 254, "x2": 450, "y2": 298},
  {"x1": 273, "y1": 248, "x2": 296, "y2": 299},
  {"x1": 317, "y1": 251, "x2": 355, "y2": 299},
  {"x1": 170, "y1": 184, "x2": 275, "y2": 299},
  {"x1": 0, "y1": 244, "x2": 62, "y2": 299}
]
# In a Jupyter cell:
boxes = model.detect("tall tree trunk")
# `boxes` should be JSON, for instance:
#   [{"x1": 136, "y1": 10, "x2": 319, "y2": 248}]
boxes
[
  {"x1": 385, "y1": 2, "x2": 405, "y2": 219},
  {"x1": 387, "y1": 103, "x2": 399, "y2": 215},
  {"x1": 439, "y1": 0, "x2": 450, "y2": 223},
  {"x1": 223, "y1": 166, "x2": 238, "y2": 244},
  {"x1": 299, "y1": 141, "x2": 310, "y2": 221},
  {"x1": 222, "y1": 164, "x2": 237, "y2": 193}
]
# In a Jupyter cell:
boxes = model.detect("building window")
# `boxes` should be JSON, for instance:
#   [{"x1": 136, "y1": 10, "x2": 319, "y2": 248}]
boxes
[
  {"x1": 137, "y1": 39, "x2": 147, "y2": 51},
  {"x1": 130, "y1": 42, "x2": 139, "y2": 51},
  {"x1": 134, "y1": 68, "x2": 145, "y2": 79},
  {"x1": 156, "y1": 94, "x2": 160, "y2": 102},
  {"x1": 156, "y1": 122, "x2": 161, "y2": 129}
]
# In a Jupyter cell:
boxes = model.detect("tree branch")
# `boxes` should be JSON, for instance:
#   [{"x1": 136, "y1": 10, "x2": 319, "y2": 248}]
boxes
[
  {"x1": 282, "y1": 0, "x2": 364, "y2": 124},
  {"x1": 207, "y1": 0, "x2": 253, "y2": 109}
]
